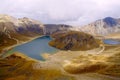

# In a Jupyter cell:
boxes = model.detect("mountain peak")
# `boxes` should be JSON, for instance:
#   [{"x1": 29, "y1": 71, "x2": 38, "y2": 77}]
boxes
[
  {"x1": 18, "y1": 17, "x2": 43, "y2": 26},
  {"x1": 103, "y1": 17, "x2": 117, "y2": 26},
  {"x1": 0, "y1": 14, "x2": 11, "y2": 17},
  {"x1": 0, "y1": 14, "x2": 17, "y2": 22}
]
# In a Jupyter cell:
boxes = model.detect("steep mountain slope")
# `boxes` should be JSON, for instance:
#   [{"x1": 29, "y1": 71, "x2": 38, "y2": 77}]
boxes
[
  {"x1": 79, "y1": 17, "x2": 120, "y2": 35},
  {"x1": 44, "y1": 24, "x2": 72, "y2": 35},
  {"x1": 17, "y1": 17, "x2": 44, "y2": 36}
]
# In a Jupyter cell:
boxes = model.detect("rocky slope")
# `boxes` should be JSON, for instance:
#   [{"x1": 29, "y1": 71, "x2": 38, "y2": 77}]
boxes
[
  {"x1": 17, "y1": 17, "x2": 44, "y2": 36},
  {"x1": 0, "y1": 14, "x2": 44, "y2": 36},
  {"x1": 78, "y1": 17, "x2": 120, "y2": 36},
  {"x1": 0, "y1": 14, "x2": 73, "y2": 37},
  {"x1": 49, "y1": 31, "x2": 100, "y2": 51}
]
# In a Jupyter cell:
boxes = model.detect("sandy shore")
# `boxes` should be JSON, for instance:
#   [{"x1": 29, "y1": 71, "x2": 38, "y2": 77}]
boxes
[{"x1": 13, "y1": 52, "x2": 40, "y2": 62}]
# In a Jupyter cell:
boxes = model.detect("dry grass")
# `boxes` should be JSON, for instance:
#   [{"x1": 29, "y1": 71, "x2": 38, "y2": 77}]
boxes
[
  {"x1": 63, "y1": 45, "x2": 120, "y2": 78},
  {"x1": 0, "y1": 54, "x2": 75, "y2": 80}
]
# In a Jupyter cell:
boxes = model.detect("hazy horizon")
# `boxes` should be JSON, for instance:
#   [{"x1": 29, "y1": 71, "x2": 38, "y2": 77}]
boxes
[{"x1": 0, "y1": 0, "x2": 120, "y2": 26}]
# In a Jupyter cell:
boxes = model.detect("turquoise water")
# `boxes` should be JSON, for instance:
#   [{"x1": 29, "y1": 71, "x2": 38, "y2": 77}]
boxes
[
  {"x1": 14, "y1": 36, "x2": 58, "y2": 60},
  {"x1": 104, "y1": 39, "x2": 120, "y2": 45}
]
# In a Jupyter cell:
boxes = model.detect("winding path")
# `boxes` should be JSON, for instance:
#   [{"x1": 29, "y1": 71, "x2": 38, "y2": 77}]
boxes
[{"x1": 96, "y1": 44, "x2": 105, "y2": 54}]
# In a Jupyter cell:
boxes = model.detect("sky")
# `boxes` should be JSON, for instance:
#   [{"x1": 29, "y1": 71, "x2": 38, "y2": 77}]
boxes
[{"x1": 0, "y1": 0, "x2": 120, "y2": 26}]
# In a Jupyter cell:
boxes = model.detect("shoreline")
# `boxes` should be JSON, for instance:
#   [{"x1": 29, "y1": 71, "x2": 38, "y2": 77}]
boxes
[
  {"x1": 1, "y1": 35, "x2": 47, "y2": 58},
  {"x1": 4, "y1": 35, "x2": 45, "y2": 51},
  {"x1": 14, "y1": 52, "x2": 41, "y2": 62}
]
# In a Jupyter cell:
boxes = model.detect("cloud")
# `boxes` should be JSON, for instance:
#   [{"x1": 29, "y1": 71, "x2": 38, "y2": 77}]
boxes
[{"x1": 0, "y1": 0, "x2": 120, "y2": 26}]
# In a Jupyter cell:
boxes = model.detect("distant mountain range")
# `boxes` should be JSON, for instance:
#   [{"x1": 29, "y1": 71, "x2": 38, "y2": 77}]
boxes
[
  {"x1": 0, "y1": 14, "x2": 44, "y2": 36},
  {"x1": 78, "y1": 17, "x2": 120, "y2": 35},
  {"x1": 0, "y1": 14, "x2": 120, "y2": 37},
  {"x1": 0, "y1": 14, "x2": 72, "y2": 36}
]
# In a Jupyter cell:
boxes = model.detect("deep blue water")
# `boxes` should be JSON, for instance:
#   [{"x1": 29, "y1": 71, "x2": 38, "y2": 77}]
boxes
[
  {"x1": 14, "y1": 36, "x2": 58, "y2": 60},
  {"x1": 104, "y1": 39, "x2": 120, "y2": 45}
]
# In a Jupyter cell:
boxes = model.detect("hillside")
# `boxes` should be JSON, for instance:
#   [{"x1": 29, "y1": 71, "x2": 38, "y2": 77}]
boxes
[
  {"x1": 0, "y1": 14, "x2": 44, "y2": 36},
  {"x1": 49, "y1": 31, "x2": 100, "y2": 51},
  {"x1": 0, "y1": 32, "x2": 17, "y2": 52}
]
